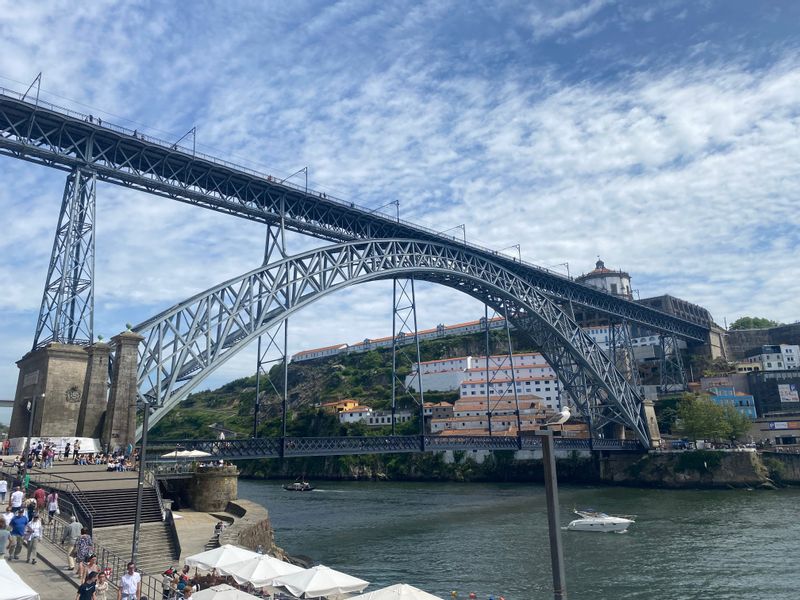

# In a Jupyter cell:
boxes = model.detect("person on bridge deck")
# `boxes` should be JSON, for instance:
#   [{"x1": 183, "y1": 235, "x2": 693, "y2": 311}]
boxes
[
  {"x1": 64, "y1": 442, "x2": 71, "y2": 459},
  {"x1": 0, "y1": 477, "x2": 7, "y2": 503}
]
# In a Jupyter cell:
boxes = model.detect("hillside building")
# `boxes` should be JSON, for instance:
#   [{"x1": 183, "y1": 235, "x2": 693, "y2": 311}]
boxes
[{"x1": 743, "y1": 344, "x2": 800, "y2": 372}]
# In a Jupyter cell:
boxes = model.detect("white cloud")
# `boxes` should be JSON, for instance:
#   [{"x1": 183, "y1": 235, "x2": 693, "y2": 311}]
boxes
[{"x1": 0, "y1": 1, "x2": 798, "y2": 404}]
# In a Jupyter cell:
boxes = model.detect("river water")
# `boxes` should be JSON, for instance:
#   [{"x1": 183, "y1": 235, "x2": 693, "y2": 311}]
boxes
[{"x1": 238, "y1": 479, "x2": 800, "y2": 600}]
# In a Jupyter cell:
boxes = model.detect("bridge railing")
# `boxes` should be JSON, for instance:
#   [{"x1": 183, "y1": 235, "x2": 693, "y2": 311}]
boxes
[{"x1": 145, "y1": 435, "x2": 643, "y2": 462}]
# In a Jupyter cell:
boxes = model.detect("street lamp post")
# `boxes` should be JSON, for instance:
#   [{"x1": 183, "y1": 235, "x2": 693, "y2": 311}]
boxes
[
  {"x1": 536, "y1": 430, "x2": 568, "y2": 600},
  {"x1": 22, "y1": 393, "x2": 44, "y2": 481},
  {"x1": 131, "y1": 399, "x2": 150, "y2": 564}
]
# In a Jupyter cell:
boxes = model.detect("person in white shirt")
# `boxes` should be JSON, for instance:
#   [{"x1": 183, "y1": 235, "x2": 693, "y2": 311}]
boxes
[
  {"x1": 3, "y1": 507, "x2": 13, "y2": 529},
  {"x1": 24, "y1": 513, "x2": 42, "y2": 564},
  {"x1": 0, "y1": 479, "x2": 7, "y2": 503},
  {"x1": 118, "y1": 562, "x2": 141, "y2": 600},
  {"x1": 9, "y1": 487, "x2": 23, "y2": 510}
]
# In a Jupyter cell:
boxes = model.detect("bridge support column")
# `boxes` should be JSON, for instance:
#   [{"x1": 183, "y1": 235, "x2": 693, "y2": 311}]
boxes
[
  {"x1": 33, "y1": 168, "x2": 96, "y2": 348},
  {"x1": 76, "y1": 341, "x2": 111, "y2": 438},
  {"x1": 9, "y1": 343, "x2": 88, "y2": 438},
  {"x1": 102, "y1": 331, "x2": 144, "y2": 451},
  {"x1": 642, "y1": 399, "x2": 662, "y2": 449}
]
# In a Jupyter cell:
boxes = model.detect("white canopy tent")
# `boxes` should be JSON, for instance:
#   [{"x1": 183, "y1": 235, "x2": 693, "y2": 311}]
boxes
[
  {"x1": 219, "y1": 554, "x2": 304, "y2": 587},
  {"x1": 273, "y1": 565, "x2": 369, "y2": 599},
  {"x1": 185, "y1": 545, "x2": 259, "y2": 571},
  {"x1": 160, "y1": 449, "x2": 213, "y2": 459},
  {"x1": 192, "y1": 584, "x2": 261, "y2": 600},
  {"x1": 0, "y1": 560, "x2": 39, "y2": 600},
  {"x1": 349, "y1": 584, "x2": 444, "y2": 600}
]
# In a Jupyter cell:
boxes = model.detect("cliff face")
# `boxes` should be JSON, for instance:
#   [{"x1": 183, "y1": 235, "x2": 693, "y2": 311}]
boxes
[{"x1": 598, "y1": 450, "x2": 783, "y2": 488}]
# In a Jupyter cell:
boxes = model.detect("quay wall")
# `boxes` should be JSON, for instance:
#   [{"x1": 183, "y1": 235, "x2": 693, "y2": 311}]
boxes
[{"x1": 597, "y1": 450, "x2": 800, "y2": 488}]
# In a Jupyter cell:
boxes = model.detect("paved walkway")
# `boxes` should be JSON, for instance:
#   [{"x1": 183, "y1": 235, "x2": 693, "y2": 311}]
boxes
[
  {"x1": 172, "y1": 509, "x2": 221, "y2": 562},
  {"x1": 5, "y1": 538, "x2": 79, "y2": 600}
]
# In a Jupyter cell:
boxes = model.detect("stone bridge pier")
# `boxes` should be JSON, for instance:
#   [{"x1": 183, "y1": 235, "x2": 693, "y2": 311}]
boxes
[{"x1": 9, "y1": 330, "x2": 143, "y2": 452}]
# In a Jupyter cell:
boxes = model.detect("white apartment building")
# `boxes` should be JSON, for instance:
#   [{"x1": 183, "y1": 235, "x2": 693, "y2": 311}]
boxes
[{"x1": 744, "y1": 344, "x2": 800, "y2": 371}]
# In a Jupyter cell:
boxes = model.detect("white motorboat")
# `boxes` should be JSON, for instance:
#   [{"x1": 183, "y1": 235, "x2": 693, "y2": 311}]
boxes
[{"x1": 565, "y1": 509, "x2": 635, "y2": 533}]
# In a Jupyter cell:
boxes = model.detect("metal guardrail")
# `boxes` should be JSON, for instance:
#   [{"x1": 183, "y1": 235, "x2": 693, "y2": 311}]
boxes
[
  {"x1": 145, "y1": 435, "x2": 645, "y2": 462},
  {"x1": 41, "y1": 513, "x2": 163, "y2": 600},
  {"x1": 0, "y1": 463, "x2": 95, "y2": 533}
]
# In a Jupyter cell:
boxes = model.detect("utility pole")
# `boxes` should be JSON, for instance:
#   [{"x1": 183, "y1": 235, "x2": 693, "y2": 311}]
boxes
[{"x1": 537, "y1": 430, "x2": 567, "y2": 600}]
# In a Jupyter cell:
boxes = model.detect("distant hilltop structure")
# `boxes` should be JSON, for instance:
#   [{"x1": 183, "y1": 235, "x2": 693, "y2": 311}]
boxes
[{"x1": 575, "y1": 258, "x2": 633, "y2": 300}]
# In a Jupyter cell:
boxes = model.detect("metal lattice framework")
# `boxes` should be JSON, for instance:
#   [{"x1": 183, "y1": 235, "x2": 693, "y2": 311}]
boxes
[
  {"x1": 146, "y1": 435, "x2": 643, "y2": 465},
  {"x1": 0, "y1": 88, "x2": 708, "y2": 342},
  {"x1": 33, "y1": 168, "x2": 96, "y2": 348},
  {"x1": 134, "y1": 239, "x2": 652, "y2": 445}
]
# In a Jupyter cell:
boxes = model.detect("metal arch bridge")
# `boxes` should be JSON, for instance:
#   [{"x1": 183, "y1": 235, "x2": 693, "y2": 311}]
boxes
[
  {"x1": 135, "y1": 239, "x2": 650, "y2": 443},
  {"x1": 0, "y1": 88, "x2": 707, "y2": 341},
  {"x1": 0, "y1": 86, "x2": 707, "y2": 449}
]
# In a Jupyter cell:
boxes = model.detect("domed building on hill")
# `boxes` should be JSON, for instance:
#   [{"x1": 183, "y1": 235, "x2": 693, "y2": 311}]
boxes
[{"x1": 575, "y1": 258, "x2": 633, "y2": 300}]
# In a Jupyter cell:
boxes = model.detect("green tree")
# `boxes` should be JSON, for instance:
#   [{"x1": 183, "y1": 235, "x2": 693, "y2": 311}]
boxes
[
  {"x1": 676, "y1": 394, "x2": 726, "y2": 441},
  {"x1": 728, "y1": 316, "x2": 781, "y2": 330},
  {"x1": 721, "y1": 405, "x2": 752, "y2": 441},
  {"x1": 676, "y1": 394, "x2": 753, "y2": 442}
]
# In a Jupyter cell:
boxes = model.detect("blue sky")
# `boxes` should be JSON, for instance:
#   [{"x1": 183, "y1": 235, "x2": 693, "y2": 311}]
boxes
[{"x1": 0, "y1": 0, "x2": 799, "y2": 411}]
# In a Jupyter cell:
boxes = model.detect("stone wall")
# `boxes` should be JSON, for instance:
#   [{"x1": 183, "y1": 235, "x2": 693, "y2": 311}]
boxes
[
  {"x1": 599, "y1": 450, "x2": 772, "y2": 488},
  {"x1": 185, "y1": 466, "x2": 239, "y2": 512},
  {"x1": 726, "y1": 323, "x2": 800, "y2": 360},
  {"x1": 10, "y1": 343, "x2": 89, "y2": 438}
]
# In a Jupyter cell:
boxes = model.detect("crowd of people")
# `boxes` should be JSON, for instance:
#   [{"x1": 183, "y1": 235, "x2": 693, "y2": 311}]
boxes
[{"x1": 3, "y1": 440, "x2": 138, "y2": 473}]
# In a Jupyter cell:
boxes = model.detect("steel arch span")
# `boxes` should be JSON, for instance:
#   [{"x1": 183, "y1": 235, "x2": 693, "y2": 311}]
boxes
[{"x1": 134, "y1": 239, "x2": 651, "y2": 445}]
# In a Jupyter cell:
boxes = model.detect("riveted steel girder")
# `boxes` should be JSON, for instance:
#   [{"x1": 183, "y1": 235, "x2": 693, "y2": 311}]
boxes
[
  {"x1": 134, "y1": 239, "x2": 651, "y2": 445},
  {"x1": 0, "y1": 90, "x2": 707, "y2": 341}
]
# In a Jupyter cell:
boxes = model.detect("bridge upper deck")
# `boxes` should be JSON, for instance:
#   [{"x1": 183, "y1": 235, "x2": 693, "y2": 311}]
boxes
[{"x1": 0, "y1": 88, "x2": 707, "y2": 340}]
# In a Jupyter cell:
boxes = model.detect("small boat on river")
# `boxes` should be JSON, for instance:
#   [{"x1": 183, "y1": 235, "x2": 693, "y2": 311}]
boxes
[
  {"x1": 565, "y1": 508, "x2": 636, "y2": 533},
  {"x1": 284, "y1": 480, "x2": 314, "y2": 492}
]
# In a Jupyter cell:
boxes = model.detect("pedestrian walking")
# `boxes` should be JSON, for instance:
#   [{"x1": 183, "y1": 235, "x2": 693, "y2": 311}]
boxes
[
  {"x1": 10, "y1": 486, "x2": 23, "y2": 510},
  {"x1": 95, "y1": 572, "x2": 110, "y2": 600},
  {"x1": 24, "y1": 513, "x2": 42, "y2": 563},
  {"x1": 0, "y1": 478, "x2": 7, "y2": 503},
  {"x1": 47, "y1": 490, "x2": 59, "y2": 522},
  {"x1": 118, "y1": 561, "x2": 141, "y2": 600},
  {"x1": 75, "y1": 528, "x2": 93, "y2": 577},
  {"x1": 77, "y1": 571, "x2": 97, "y2": 600},
  {"x1": 61, "y1": 516, "x2": 82, "y2": 570},
  {"x1": 9, "y1": 508, "x2": 28, "y2": 560}
]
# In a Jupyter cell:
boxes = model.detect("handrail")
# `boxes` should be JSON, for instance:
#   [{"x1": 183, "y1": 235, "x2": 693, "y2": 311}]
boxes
[
  {"x1": 0, "y1": 463, "x2": 95, "y2": 533},
  {"x1": 144, "y1": 469, "x2": 166, "y2": 520},
  {"x1": 164, "y1": 508, "x2": 182, "y2": 562},
  {"x1": 41, "y1": 513, "x2": 162, "y2": 600}
]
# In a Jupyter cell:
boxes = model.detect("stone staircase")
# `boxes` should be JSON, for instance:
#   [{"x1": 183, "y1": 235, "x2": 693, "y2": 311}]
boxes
[
  {"x1": 78, "y1": 487, "x2": 163, "y2": 528},
  {"x1": 93, "y1": 521, "x2": 179, "y2": 577}
]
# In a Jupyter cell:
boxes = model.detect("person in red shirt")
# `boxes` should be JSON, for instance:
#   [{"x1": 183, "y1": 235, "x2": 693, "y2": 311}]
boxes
[{"x1": 33, "y1": 488, "x2": 46, "y2": 511}]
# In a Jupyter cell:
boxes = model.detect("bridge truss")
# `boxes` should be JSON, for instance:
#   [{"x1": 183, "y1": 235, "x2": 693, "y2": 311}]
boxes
[
  {"x1": 0, "y1": 86, "x2": 710, "y2": 449},
  {"x1": 134, "y1": 239, "x2": 653, "y2": 445}
]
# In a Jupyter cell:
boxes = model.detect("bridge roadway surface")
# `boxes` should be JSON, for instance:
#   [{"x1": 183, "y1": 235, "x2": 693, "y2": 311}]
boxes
[
  {"x1": 0, "y1": 87, "x2": 707, "y2": 341},
  {"x1": 145, "y1": 435, "x2": 644, "y2": 466}
]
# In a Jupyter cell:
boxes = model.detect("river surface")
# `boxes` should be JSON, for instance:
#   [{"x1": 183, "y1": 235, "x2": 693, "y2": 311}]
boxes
[{"x1": 238, "y1": 480, "x2": 800, "y2": 600}]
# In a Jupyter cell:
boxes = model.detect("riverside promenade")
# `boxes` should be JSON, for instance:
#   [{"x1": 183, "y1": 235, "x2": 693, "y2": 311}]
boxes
[{"x1": 0, "y1": 460, "x2": 271, "y2": 599}]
